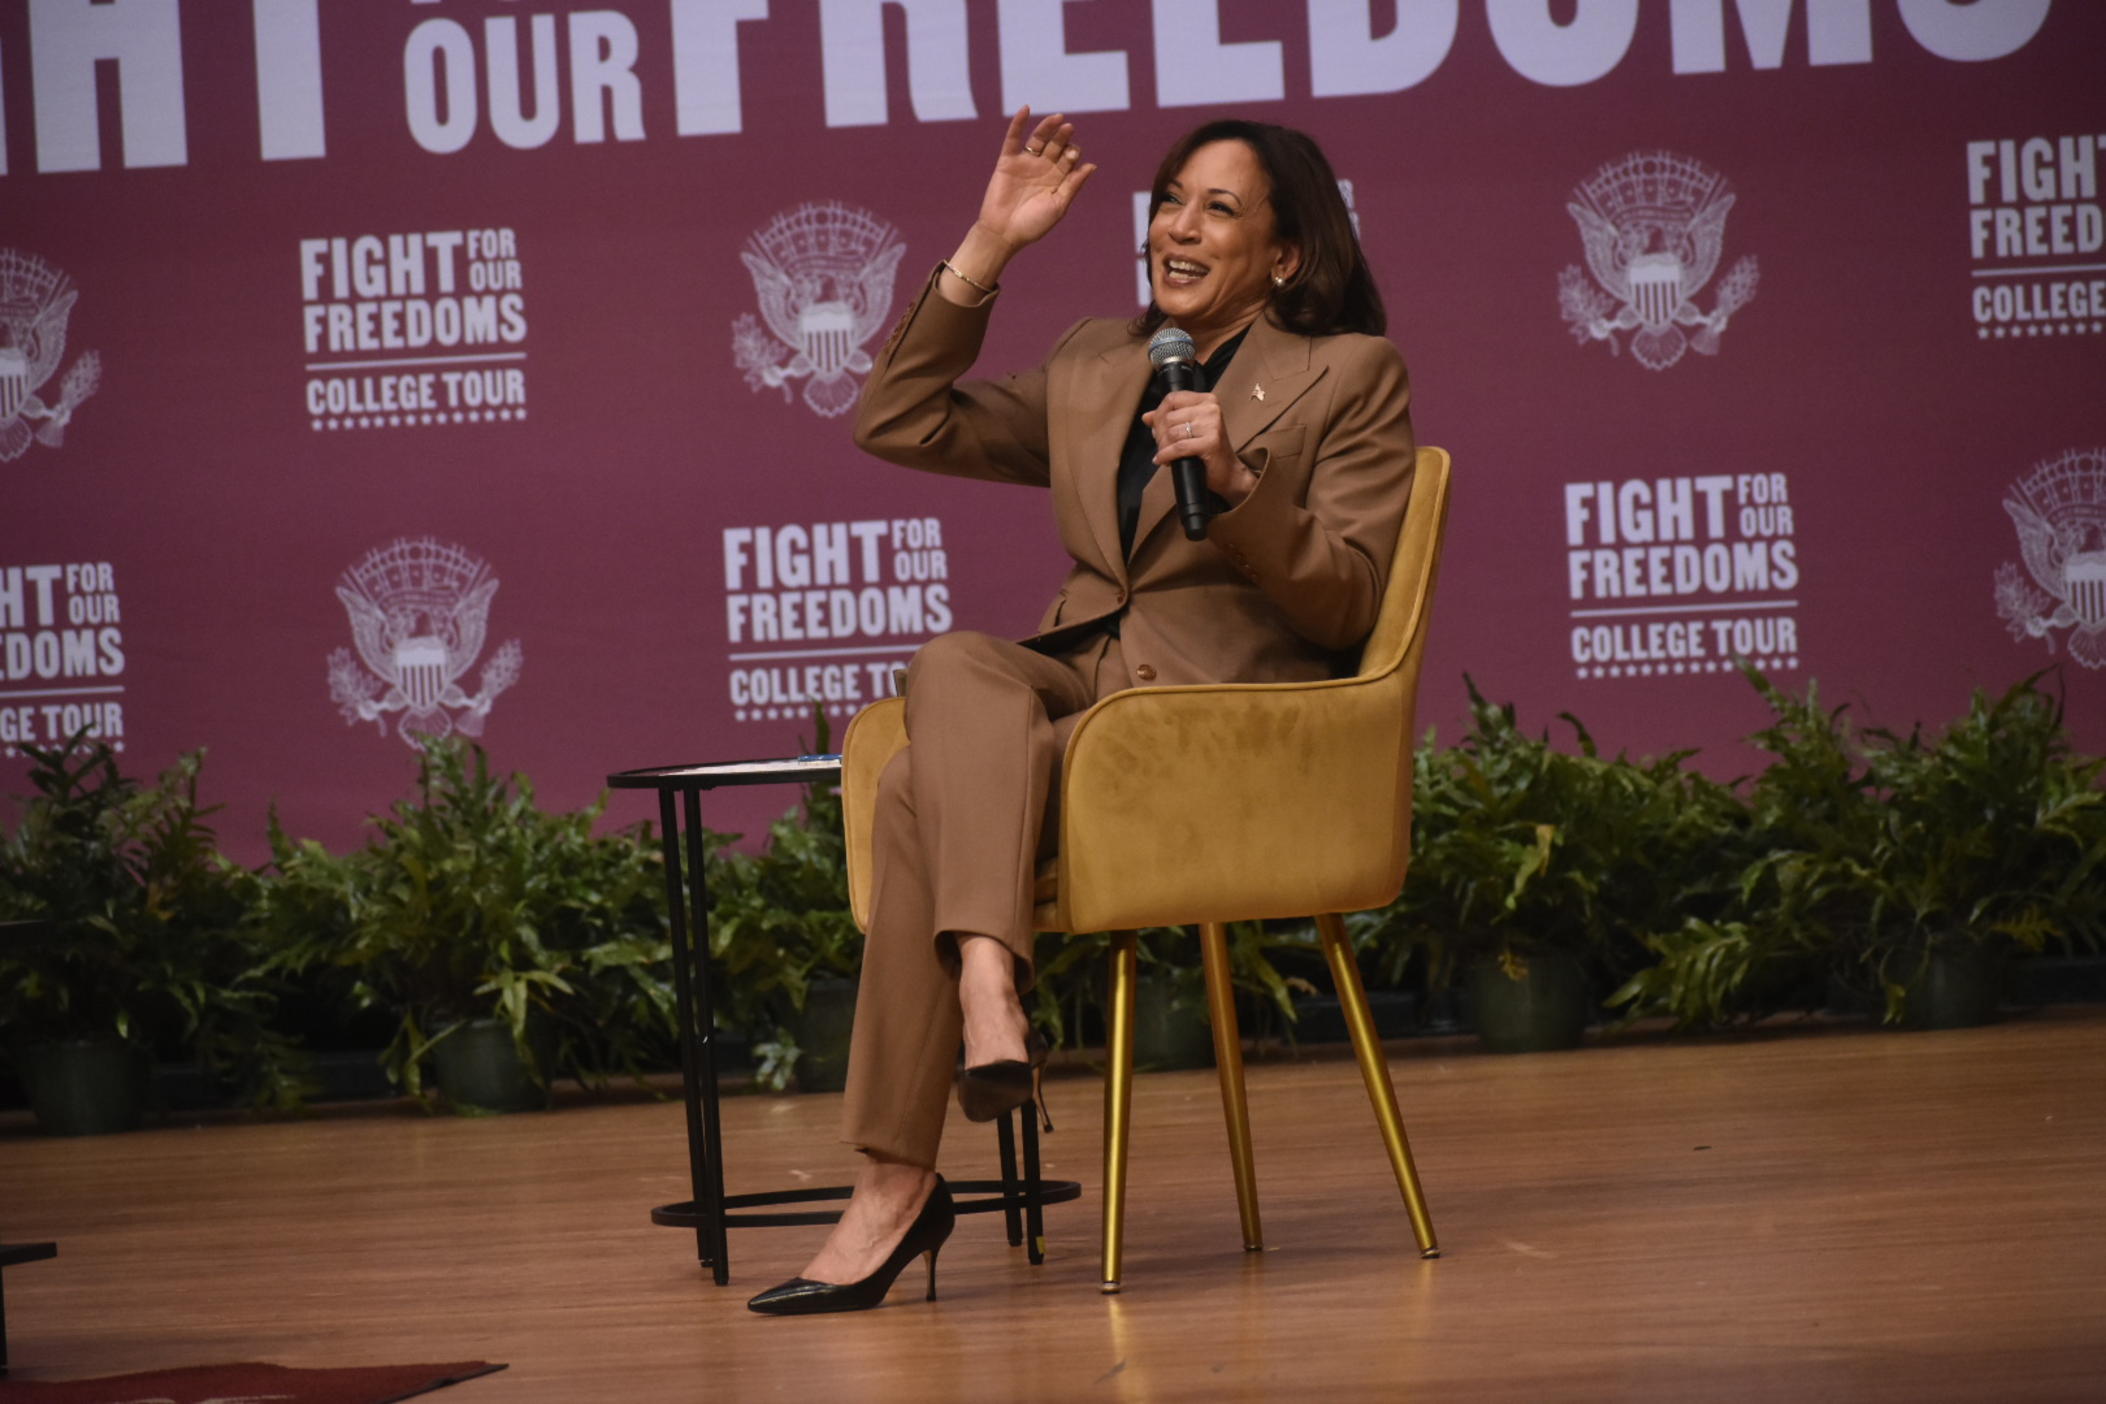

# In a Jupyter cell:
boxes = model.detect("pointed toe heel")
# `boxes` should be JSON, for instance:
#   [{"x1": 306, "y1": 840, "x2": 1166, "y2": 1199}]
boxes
[{"x1": 747, "y1": 1176, "x2": 957, "y2": 1316}]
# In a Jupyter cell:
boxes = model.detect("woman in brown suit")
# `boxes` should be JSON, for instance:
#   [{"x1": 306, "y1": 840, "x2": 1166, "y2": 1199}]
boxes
[{"x1": 748, "y1": 110, "x2": 1414, "y2": 1314}]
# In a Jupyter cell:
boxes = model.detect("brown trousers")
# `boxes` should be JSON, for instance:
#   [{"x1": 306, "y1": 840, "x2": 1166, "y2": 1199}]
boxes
[{"x1": 840, "y1": 629, "x2": 1129, "y2": 1167}]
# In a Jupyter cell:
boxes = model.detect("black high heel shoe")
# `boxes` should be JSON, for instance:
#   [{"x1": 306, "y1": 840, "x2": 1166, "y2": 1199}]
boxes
[
  {"x1": 746, "y1": 1176, "x2": 956, "y2": 1315},
  {"x1": 957, "y1": 1030, "x2": 1052, "y2": 1129}
]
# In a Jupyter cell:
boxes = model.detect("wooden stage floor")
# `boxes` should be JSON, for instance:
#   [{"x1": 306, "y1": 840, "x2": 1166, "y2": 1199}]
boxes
[{"x1": 4, "y1": 1007, "x2": 2104, "y2": 1402}]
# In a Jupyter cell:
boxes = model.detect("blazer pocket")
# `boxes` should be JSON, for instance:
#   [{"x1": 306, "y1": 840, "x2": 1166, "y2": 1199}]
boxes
[{"x1": 1245, "y1": 424, "x2": 1307, "y2": 477}]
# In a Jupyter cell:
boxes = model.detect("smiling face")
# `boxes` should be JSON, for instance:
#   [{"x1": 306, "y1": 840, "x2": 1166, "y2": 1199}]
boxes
[{"x1": 1148, "y1": 140, "x2": 1298, "y2": 357}]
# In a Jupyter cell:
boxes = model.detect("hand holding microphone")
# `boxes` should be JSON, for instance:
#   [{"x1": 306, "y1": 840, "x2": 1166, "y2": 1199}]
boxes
[{"x1": 1143, "y1": 327, "x2": 1261, "y2": 540}]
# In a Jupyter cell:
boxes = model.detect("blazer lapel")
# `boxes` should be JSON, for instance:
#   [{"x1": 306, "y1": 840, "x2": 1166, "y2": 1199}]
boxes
[
  {"x1": 1215, "y1": 315, "x2": 1319, "y2": 451},
  {"x1": 1055, "y1": 337, "x2": 1150, "y2": 582},
  {"x1": 1133, "y1": 452, "x2": 1179, "y2": 552}
]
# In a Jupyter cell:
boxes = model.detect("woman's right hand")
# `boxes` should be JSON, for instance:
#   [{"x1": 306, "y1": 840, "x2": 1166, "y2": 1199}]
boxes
[{"x1": 973, "y1": 107, "x2": 1097, "y2": 252}]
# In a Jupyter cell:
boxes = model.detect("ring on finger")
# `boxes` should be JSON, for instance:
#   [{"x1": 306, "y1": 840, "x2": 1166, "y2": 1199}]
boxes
[{"x1": 1024, "y1": 143, "x2": 1042, "y2": 156}]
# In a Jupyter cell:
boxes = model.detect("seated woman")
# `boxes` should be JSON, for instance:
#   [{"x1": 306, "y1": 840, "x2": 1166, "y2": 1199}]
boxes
[{"x1": 748, "y1": 109, "x2": 1415, "y2": 1315}]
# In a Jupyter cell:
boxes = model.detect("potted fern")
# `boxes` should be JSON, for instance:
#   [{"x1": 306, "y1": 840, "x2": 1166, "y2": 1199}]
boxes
[
  {"x1": 705, "y1": 721, "x2": 868, "y2": 1093},
  {"x1": 1361, "y1": 683, "x2": 1744, "y2": 1052},
  {"x1": 1609, "y1": 670, "x2": 2105, "y2": 1030},
  {"x1": 1609, "y1": 671, "x2": 1868, "y2": 1029},
  {"x1": 1849, "y1": 674, "x2": 2105, "y2": 1026},
  {"x1": 272, "y1": 737, "x2": 674, "y2": 1111},
  {"x1": 0, "y1": 738, "x2": 307, "y2": 1133}
]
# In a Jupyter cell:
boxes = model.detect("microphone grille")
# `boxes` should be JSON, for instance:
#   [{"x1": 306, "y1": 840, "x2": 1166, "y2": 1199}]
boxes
[{"x1": 1147, "y1": 326, "x2": 1196, "y2": 370}]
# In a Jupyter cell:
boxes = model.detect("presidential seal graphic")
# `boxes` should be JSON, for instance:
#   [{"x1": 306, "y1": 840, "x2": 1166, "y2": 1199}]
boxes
[
  {"x1": 1996, "y1": 448, "x2": 2106, "y2": 670},
  {"x1": 733, "y1": 202, "x2": 906, "y2": 418},
  {"x1": 1558, "y1": 152, "x2": 1759, "y2": 372},
  {"x1": 0, "y1": 248, "x2": 102, "y2": 462},
  {"x1": 328, "y1": 537, "x2": 524, "y2": 747}
]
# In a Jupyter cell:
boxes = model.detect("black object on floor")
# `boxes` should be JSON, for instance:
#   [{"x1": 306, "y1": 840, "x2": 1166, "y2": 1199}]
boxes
[{"x1": 0, "y1": 1242, "x2": 59, "y2": 1375}]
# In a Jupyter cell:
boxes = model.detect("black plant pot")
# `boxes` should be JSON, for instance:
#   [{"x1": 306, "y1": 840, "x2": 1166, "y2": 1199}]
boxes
[
  {"x1": 432, "y1": 1018, "x2": 552, "y2": 1113},
  {"x1": 17, "y1": 1036, "x2": 148, "y2": 1136},
  {"x1": 1292, "y1": 989, "x2": 1420, "y2": 1045},
  {"x1": 2009, "y1": 954, "x2": 2106, "y2": 1006},
  {"x1": 787, "y1": 978, "x2": 859, "y2": 1093},
  {"x1": 1133, "y1": 974, "x2": 1215, "y2": 1070},
  {"x1": 1900, "y1": 944, "x2": 2005, "y2": 1030},
  {"x1": 1468, "y1": 950, "x2": 1590, "y2": 1054}
]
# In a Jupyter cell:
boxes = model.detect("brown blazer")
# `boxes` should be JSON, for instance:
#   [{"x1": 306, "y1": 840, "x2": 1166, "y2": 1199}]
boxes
[{"x1": 853, "y1": 269, "x2": 1416, "y2": 686}]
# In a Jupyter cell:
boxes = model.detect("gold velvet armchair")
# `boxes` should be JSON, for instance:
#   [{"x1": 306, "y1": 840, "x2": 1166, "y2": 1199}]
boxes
[{"x1": 841, "y1": 446, "x2": 1451, "y2": 1291}]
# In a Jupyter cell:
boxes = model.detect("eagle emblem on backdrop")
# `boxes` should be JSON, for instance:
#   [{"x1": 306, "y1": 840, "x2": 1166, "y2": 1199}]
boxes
[
  {"x1": 733, "y1": 201, "x2": 906, "y2": 418},
  {"x1": 0, "y1": 248, "x2": 102, "y2": 461},
  {"x1": 1996, "y1": 448, "x2": 2106, "y2": 670},
  {"x1": 328, "y1": 537, "x2": 525, "y2": 748},
  {"x1": 1558, "y1": 152, "x2": 1760, "y2": 372}
]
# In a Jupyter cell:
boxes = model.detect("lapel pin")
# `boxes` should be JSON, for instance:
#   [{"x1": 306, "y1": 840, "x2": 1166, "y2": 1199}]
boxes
[{"x1": 1251, "y1": 383, "x2": 1266, "y2": 402}]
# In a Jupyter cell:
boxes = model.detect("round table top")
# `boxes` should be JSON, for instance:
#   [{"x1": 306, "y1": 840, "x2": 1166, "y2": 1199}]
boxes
[{"x1": 605, "y1": 754, "x2": 842, "y2": 790}]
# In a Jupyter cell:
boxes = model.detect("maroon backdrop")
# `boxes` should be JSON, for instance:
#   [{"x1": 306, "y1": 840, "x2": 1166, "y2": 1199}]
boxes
[{"x1": 4, "y1": 0, "x2": 2101, "y2": 856}]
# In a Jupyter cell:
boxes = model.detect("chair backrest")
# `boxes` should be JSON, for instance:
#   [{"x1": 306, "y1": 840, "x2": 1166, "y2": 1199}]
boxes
[
  {"x1": 1358, "y1": 446, "x2": 1453, "y2": 687},
  {"x1": 1353, "y1": 445, "x2": 1452, "y2": 911}
]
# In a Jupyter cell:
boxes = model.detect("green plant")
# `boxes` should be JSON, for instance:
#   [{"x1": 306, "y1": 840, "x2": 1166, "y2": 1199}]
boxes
[
  {"x1": 0, "y1": 736, "x2": 309, "y2": 1111},
  {"x1": 1609, "y1": 671, "x2": 1879, "y2": 1026},
  {"x1": 270, "y1": 737, "x2": 675, "y2": 1099},
  {"x1": 1609, "y1": 669, "x2": 2106, "y2": 1027},
  {"x1": 1848, "y1": 673, "x2": 2106, "y2": 1012},
  {"x1": 1354, "y1": 680, "x2": 1743, "y2": 1008},
  {"x1": 704, "y1": 712, "x2": 865, "y2": 1089},
  {"x1": 1029, "y1": 919, "x2": 1319, "y2": 1053}
]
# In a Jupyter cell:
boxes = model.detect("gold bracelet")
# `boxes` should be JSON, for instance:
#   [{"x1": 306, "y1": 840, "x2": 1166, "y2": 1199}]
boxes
[{"x1": 940, "y1": 259, "x2": 998, "y2": 296}]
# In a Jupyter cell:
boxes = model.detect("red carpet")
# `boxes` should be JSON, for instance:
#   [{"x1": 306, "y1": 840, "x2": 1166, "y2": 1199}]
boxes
[{"x1": 0, "y1": 1360, "x2": 503, "y2": 1403}]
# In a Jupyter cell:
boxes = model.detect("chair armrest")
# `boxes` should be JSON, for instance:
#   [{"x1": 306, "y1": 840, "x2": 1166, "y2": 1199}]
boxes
[
  {"x1": 1053, "y1": 674, "x2": 1414, "y2": 933},
  {"x1": 840, "y1": 697, "x2": 908, "y2": 933}
]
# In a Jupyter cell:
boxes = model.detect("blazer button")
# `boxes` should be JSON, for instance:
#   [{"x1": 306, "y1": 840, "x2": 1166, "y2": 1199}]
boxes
[{"x1": 1135, "y1": 664, "x2": 1157, "y2": 682}]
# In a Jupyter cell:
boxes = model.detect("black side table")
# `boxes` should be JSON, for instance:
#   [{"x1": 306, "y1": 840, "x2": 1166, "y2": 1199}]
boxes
[{"x1": 608, "y1": 756, "x2": 1079, "y2": 1285}]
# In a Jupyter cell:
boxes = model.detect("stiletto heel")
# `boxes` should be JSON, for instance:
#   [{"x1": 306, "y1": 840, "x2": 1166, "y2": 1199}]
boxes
[
  {"x1": 747, "y1": 1176, "x2": 957, "y2": 1315},
  {"x1": 957, "y1": 1030, "x2": 1051, "y2": 1123}
]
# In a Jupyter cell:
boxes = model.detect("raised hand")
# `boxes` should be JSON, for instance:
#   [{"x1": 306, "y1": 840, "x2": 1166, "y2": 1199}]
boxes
[
  {"x1": 974, "y1": 107, "x2": 1098, "y2": 252},
  {"x1": 937, "y1": 110, "x2": 1098, "y2": 305}
]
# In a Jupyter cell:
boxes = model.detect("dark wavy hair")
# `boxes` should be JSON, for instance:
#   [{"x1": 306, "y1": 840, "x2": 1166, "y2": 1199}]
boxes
[{"x1": 1132, "y1": 119, "x2": 1385, "y2": 340}]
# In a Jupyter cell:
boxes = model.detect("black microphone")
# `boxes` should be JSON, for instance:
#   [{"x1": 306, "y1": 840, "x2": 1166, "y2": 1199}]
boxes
[{"x1": 1147, "y1": 326, "x2": 1214, "y2": 541}]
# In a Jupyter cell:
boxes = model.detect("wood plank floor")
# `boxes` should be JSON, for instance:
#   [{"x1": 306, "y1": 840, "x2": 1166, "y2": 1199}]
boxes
[{"x1": 4, "y1": 1007, "x2": 2104, "y2": 1402}]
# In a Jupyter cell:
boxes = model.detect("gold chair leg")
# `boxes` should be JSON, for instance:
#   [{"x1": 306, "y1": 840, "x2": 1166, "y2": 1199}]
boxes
[
  {"x1": 1199, "y1": 921, "x2": 1263, "y2": 1251},
  {"x1": 1101, "y1": 931, "x2": 1138, "y2": 1293},
  {"x1": 1317, "y1": 912, "x2": 1439, "y2": 1258}
]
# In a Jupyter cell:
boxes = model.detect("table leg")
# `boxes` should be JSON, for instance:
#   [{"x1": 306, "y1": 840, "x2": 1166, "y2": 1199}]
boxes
[
  {"x1": 1023, "y1": 1104, "x2": 1047, "y2": 1266},
  {"x1": 996, "y1": 1112, "x2": 1023, "y2": 1247},
  {"x1": 658, "y1": 790, "x2": 715, "y2": 1270},
  {"x1": 684, "y1": 789, "x2": 733, "y2": 1285}
]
